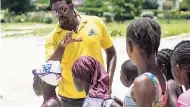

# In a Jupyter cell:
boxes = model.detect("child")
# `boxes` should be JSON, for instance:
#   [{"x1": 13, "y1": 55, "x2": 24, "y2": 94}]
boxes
[
  {"x1": 170, "y1": 40, "x2": 190, "y2": 107},
  {"x1": 157, "y1": 49, "x2": 183, "y2": 107},
  {"x1": 125, "y1": 17, "x2": 168, "y2": 106},
  {"x1": 120, "y1": 60, "x2": 138, "y2": 87},
  {"x1": 32, "y1": 61, "x2": 62, "y2": 107},
  {"x1": 71, "y1": 56, "x2": 122, "y2": 107},
  {"x1": 120, "y1": 60, "x2": 138, "y2": 107}
]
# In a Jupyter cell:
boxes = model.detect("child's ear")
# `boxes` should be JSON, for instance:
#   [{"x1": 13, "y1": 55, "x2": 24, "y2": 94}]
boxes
[
  {"x1": 124, "y1": 76, "x2": 129, "y2": 82},
  {"x1": 39, "y1": 79, "x2": 44, "y2": 86},
  {"x1": 161, "y1": 64, "x2": 166, "y2": 73}
]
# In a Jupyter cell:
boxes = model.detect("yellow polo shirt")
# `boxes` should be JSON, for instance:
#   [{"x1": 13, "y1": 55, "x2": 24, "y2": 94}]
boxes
[{"x1": 45, "y1": 15, "x2": 113, "y2": 98}]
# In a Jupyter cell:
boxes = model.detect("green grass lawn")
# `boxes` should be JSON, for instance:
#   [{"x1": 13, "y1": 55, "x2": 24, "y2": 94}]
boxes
[
  {"x1": 1, "y1": 19, "x2": 190, "y2": 38},
  {"x1": 1, "y1": 23, "x2": 55, "y2": 37},
  {"x1": 107, "y1": 19, "x2": 190, "y2": 37}
]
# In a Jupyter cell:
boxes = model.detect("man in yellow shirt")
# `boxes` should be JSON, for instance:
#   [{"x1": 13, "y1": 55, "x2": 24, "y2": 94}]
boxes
[{"x1": 45, "y1": 0, "x2": 117, "y2": 107}]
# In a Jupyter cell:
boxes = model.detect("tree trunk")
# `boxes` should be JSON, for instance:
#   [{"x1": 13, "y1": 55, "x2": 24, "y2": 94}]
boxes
[{"x1": 7, "y1": 9, "x2": 11, "y2": 22}]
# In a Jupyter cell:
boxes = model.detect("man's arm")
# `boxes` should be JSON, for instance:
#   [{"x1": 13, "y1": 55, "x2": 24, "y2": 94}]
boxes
[
  {"x1": 98, "y1": 17, "x2": 117, "y2": 94},
  {"x1": 105, "y1": 46, "x2": 117, "y2": 94},
  {"x1": 46, "y1": 31, "x2": 82, "y2": 62},
  {"x1": 47, "y1": 44, "x2": 65, "y2": 62}
]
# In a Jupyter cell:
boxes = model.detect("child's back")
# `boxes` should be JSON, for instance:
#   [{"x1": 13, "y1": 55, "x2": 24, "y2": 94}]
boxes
[{"x1": 177, "y1": 89, "x2": 190, "y2": 107}]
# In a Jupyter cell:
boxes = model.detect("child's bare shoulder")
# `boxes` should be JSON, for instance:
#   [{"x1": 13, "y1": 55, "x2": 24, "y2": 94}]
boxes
[{"x1": 42, "y1": 99, "x2": 61, "y2": 107}]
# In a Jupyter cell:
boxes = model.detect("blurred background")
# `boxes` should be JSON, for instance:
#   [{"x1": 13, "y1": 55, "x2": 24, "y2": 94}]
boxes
[{"x1": 1, "y1": 0, "x2": 190, "y2": 38}]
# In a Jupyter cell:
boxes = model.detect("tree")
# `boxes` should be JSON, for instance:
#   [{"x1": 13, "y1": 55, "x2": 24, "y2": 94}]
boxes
[
  {"x1": 2, "y1": 0, "x2": 34, "y2": 14},
  {"x1": 142, "y1": 0, "x2": 159, "y2": 9},
  {"x1": 112, "y1": 0, "x2": 143, "y2": 22},
  {"x1": 180, "y1": 0, "x2": 190, "y2": 11},
  {"x1": 77, "y1": 0, "x2": 110, "y2": 16}
]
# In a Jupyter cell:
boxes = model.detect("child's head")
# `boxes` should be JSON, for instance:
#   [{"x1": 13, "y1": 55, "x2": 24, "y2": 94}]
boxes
[
  {"x1": 171, "y1": 40, "x2": 190, "y2": 86},
  {"x1": 33, "y1": 74, "x2": 57, "y2": 96},
  {"x1": 32, "y1": 61, "x2": 62, "y2": 96},
  {"x1": 157, "y1": 49, "x2": 173, "y2": 81},
  {"x1": 120, "y1": 60, "x2": 138, "y2": 87},
  {"x1": 72, "y1": 56, "x2": 110, "y2": 99},
  {"x1": 126, "y1": 18, "x2": 161, "y2": 65}
]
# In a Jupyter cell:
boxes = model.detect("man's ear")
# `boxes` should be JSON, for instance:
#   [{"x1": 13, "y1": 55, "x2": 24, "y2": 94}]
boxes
[{"x1": 69, "y1": 3, "x2": 74, "y2": 10}]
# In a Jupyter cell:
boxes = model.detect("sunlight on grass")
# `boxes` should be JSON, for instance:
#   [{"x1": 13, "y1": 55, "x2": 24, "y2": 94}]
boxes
[
  {"x1": 1, "y1": 20, "x2": 190, "y2": 38},
  {"x1": 107, "y1": 19, "x2": 190, "y2": 37},
  {"x1": 1, "y1": 23, "x2": 55, "y2": 37}
]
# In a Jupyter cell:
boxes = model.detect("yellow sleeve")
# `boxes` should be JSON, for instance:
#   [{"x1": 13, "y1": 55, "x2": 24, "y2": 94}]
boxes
[
  {"x1": 45, "y1": 29, "x2": 58, "y2": 61},
  {"x1": 99, "y1": 18, "x2": 113, "y2": 49}
]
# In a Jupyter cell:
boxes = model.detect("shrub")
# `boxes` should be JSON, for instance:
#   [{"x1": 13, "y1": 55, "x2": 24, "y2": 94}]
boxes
[
  {"x1": 112, "y1": 0, "x2": 142, "y2": 22},
  {"x1": 180, "y1": 0, "x2": 190, "y2": 11},
  {"x1": 142, "y1": 0, "x2": 159, "y2": 9},
  {"x1": 103, "y1": 12, "x2": 114, "y2": 22},
  {"x1": 43, "y1": 15, "x2": 53, "y2": 24},
  {"x1": 109, "y1": 29, "x2": 122, "y2": 37},
  {"x1": 163, "y1": 10, "x2": 190, "y2": 20},
  {"x1": 35, "y1": 3, "x2": 50, "y2": 11},
  {"x1": 141, "y1": 11, "x2": 154, "y2": 19},
  {"x1": 13, "y1": 14, "x2": 27, "y2": 22}
]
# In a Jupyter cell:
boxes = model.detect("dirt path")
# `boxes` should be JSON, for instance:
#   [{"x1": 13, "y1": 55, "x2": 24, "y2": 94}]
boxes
[{"x1": 0, "y1": 34, "x2": 190, "y2": 107}]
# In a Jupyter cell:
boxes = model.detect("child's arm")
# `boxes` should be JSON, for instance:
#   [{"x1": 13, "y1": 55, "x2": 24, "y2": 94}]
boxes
[
  {"x1": 110, "y1": 101, "x2": 122, "y2": 107},
  {"x1": 113, "y1": 96, "x2": 123, "y2": 106}
]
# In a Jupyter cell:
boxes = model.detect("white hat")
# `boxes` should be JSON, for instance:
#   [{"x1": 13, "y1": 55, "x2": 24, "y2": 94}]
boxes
[{"x1": 32, "y1": 60, "x2": 62, "y2": 86}]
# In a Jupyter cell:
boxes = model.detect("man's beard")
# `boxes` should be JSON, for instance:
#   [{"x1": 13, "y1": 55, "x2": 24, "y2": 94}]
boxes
[{"x1": 59, "y1": 16, "x2": 70, "y2": 25}]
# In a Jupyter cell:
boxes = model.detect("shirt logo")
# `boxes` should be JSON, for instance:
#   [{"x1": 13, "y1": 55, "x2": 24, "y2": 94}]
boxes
[
  {"x1": 88, "y1": 28, "x2": 96, "y2": 36},
  {"x1": 42, "y1": 64, "x2": 52, "y2": 73}
]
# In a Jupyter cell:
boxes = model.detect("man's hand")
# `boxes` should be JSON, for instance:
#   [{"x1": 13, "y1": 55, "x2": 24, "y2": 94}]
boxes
[
  {"x1": 60, "y1": 31, "x2": 82, "y2": 48},
  {"x1": 47, "y1": 31, "x2": 82, "y2": 62},
  {"x1": 108, "y1": 78, "x2": 113, "y2": 94}
]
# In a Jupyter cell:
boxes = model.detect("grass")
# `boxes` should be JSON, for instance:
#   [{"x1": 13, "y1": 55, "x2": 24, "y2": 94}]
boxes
[
  {"x1": 1, "y1": 19, "x2": 190, "y2": 38},
  {"x1": 159, "y1": 19, "x2": 190, "y2": 37},
  {"x1": 36, "y1": 0, "x2": 50, "y2": 4},
  {"x1": 1, "y1": 23, "x2": 55, "y2": 37},
  {"x1": 107, "y1": 19, "x2": 190, "y2": 37}
]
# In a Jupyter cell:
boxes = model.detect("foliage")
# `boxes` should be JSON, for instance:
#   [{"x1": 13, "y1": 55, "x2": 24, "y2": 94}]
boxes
[
  {"x1": 43, "y1": 15, "x2": 53, "y2": 24},
  {"x1": 163, "y1": 10, "x2": 190, "y2": 20},
  {"x1": 3, "y1": 11, "x2": 56, "y2": 23},
  {"x1": 141, "y1": 11, "x2": 154, "y2": 19},
  {"x1": 103, "y1": 12, "x2": 114, "y2": 22},
  {"x1": 112, "y1": 0, "x2": 143, "y2": 22},
  {"x1": 1, "y1": 0, "x2": 34, "y2": 14},
  {"x1": 142, "y1": 0, "x2": 159, "y2": 9},
  {"x1": 77, "y1": 0, "x2": 111, "y2": 17},
  {"x1": 35, "y1": 3, "x2": 50, "y2": 11},
  {"x1": 180, "y1": 0, "x2": 190, "y2": 11}
]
